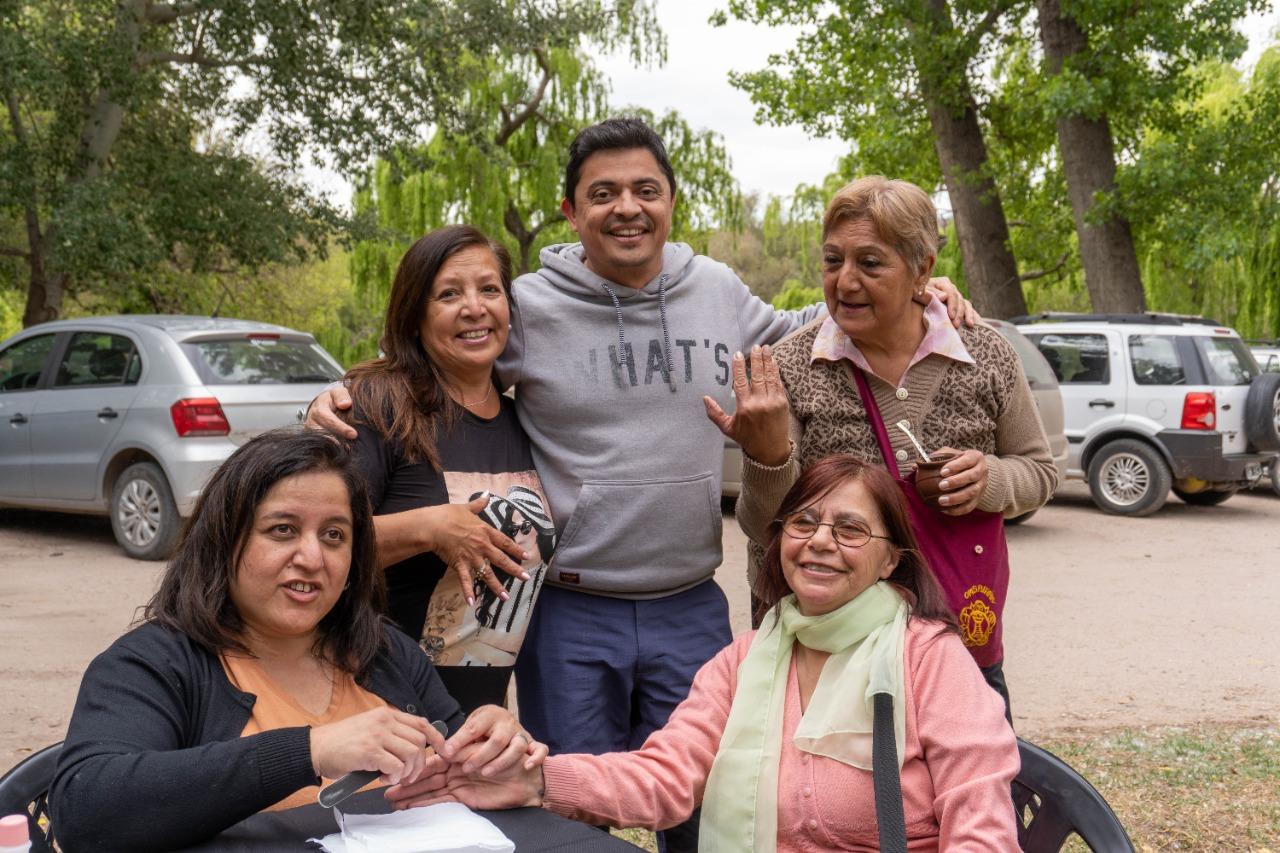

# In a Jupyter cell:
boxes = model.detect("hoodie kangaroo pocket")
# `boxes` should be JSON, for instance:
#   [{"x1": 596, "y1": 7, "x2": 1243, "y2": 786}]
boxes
[{"x1": 551, "y1": 472, "x2": 722, "y2": 590}]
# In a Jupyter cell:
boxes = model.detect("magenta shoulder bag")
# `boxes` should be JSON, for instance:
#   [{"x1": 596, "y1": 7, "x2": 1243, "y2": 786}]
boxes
[{"x1": 851, "y1": 366, "x2": 1009, "y2": 667}]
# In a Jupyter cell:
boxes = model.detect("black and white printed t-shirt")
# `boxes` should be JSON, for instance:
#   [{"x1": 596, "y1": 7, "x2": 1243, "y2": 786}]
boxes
[{"x1": 351, "y1": 395, "x2": 555, "y2": 713}]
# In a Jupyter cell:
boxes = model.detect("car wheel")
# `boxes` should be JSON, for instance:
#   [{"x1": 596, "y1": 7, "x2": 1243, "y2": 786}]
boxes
[
  {"x1": 1172, "y1": 487, "x2": 1236, "y2": 506},
  {"x1": 110, "y1": 462, "x2": 181, "y2": 560},
  {"x1": 1087, "y1": 439, "x2": 1171, "y2": 517},
  {"x1": 1271, "y1": 461, "x2": 1280, "y2": 497},
  {"x1": 1244, "y1": 373, "x2": 1280, "y2": 452},
  {"x1": 1004, "y1": 509, "x2": 1038, "y2": 525}
]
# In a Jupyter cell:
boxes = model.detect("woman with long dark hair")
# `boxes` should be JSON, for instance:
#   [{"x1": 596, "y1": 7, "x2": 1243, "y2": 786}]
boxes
[
  {"x1": 385, "y1": 455, "x2": 1020, "y2": 851},
  {"x1": 50, "y1": 429, "x2": 539, "y2": 852},
  {"x1": 341, "y1": 225, "x2": 556, "y2": 713}
]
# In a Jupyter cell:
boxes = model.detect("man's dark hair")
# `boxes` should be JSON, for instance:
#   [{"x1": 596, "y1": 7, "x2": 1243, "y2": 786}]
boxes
[
  {"x1": 143, "y1": 428, "x2": 387, "y2": 678},
  {"x1": 564, "y1": 116, "x2": 678, "y2": 204}
]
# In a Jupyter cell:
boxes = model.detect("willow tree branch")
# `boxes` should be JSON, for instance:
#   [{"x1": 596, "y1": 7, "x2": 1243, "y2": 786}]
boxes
[
  {"x1": 495, "y1": 47, "x2": 554, "y2": 146},
  {"x1": 1019, "y1": 251, "x2": 1072, "y2": 282}
]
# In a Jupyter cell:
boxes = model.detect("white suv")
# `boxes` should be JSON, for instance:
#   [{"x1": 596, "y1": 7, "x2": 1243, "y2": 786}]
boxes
[{"x1": 1016, "y1": 313, "x2": 1280, "y2": 516}]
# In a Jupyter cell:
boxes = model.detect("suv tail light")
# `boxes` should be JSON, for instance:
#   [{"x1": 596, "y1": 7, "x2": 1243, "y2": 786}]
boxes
[
  {"x1": 1180, "y1": 392, "x2": 1216, "y2": 430},
  {"x1": 170, "y1": 397, "x2": 230, "y2": 437}
]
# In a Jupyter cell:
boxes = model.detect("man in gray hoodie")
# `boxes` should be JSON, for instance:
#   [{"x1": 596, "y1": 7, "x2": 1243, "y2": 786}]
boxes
[{"x1": 309, "y1": 117, "x2": 969, "y2": 851}]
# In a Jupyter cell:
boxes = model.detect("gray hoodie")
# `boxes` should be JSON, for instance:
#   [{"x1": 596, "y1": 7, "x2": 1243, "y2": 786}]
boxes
[{"x1": 497, "y1": 241, "x2": 823, "y2": 599}]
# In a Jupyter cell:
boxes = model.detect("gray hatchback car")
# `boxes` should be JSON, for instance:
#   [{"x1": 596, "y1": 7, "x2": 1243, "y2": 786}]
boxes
[{"x1": 0, "y1": 316, "x2": 343, "y2": 558}]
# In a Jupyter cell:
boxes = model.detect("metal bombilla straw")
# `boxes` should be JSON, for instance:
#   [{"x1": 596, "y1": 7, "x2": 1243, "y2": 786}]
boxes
[{"x1": 894, "y1": 420, "x2": 932, "y2": 462}]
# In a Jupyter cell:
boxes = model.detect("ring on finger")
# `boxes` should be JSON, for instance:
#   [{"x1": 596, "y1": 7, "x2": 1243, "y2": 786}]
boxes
[{"x1": 470, "y1": 560, "x2": 491, "y2": 581}]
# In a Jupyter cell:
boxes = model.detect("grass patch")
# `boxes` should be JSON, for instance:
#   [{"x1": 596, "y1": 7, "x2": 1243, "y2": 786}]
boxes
[
  {"x1": 1039, "y1": 723, "x2": 1279, "y2": 850},
  {"x1": 599, "y1": 724, "x2": 1280, "y2": 850}
]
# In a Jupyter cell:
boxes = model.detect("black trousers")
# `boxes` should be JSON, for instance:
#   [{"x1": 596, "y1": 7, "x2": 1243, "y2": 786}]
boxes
[{"x1": 980, "y1": 659, "x2": 1014, "y2": 726}]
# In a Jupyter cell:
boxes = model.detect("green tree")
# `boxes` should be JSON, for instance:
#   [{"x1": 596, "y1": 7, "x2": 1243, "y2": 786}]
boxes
[
  {"x1": 0, "y1": 0, "x2": 632, "y2": 326},
  {"x1": 1031, "y1": 0, "x2": 1262, "y2": 313},
  {"x1": 350, "y1": 34, "x2": 743, "y2": 307},
  {"x1": 1125, "y1": 47, "x2": 1280, "y2": 337},
  {"x1": 719, "y1": 0, "x2": 1030, "y2": 318}
]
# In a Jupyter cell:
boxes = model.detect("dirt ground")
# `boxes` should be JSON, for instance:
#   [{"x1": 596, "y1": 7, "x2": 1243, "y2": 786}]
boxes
[{"x1": 2, "y1": 481, "x2": 1278, "y2": 769}]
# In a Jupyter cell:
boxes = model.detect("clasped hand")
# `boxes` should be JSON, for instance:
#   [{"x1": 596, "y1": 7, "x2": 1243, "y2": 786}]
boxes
[{"x1": 309, "y1": 704, "x2": 546, "y2": 793}]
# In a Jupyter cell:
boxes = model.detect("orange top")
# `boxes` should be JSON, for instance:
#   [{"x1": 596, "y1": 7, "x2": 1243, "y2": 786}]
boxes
[{"x1": 221, "y1": 654, "x2": 391, "y2": 811}]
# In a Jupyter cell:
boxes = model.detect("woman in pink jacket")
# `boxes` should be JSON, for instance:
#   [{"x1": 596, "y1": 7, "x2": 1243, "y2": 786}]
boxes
[{"x1": 389, "y1": 454, "x2": 1020, "y2": 852}]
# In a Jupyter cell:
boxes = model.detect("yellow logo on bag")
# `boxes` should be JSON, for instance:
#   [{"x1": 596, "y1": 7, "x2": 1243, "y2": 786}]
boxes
[{"x1": 959, "y1": 584, "x2": 997, "y2": 648}]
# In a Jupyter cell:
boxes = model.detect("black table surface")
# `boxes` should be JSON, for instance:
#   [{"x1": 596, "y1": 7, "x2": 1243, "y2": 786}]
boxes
[{"x1": 177, "y1": 788, "x2": 642, "y2": 852}]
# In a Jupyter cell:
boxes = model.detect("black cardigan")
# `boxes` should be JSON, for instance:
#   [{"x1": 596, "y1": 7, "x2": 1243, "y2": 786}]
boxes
[{"x1": 50, "y1": 622, "x2": 464, "y2": 853}]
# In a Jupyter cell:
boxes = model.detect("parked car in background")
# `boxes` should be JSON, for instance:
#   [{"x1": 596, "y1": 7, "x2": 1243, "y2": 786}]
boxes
[
  {"x1": 0, "y1": 316, "x2": 343, "y2": 558},
  {"x1": 719, "y1": 319, "x2": 1070, "y2": 526},
  {"x1": 1016, "y1": 313, "x2": 1280, "y2": 516},
  {"x1": 1248, "y1": 339, "x2": 1280, "y2": 374},
  {"x1": 982, "y1": 318, "x2": 1069, "y2": 524}
]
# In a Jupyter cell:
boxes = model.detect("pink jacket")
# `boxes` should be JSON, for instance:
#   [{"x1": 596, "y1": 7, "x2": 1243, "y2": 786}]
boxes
[{"x1": 542, "y1": 619, "x2": 1020, "y2": 851}]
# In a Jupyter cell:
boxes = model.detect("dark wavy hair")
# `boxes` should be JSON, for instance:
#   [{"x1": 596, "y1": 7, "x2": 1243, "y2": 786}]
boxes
[
  {"x1": 345, "y1": 224, "x2": 513, "y2": 467},
  {"x1": 143, "y1": 428, "x2": 386, "y2": 677},
  {"x1": 564, "y1": 116, "x2": 678, "y2": 203},
  {"x1": 754, "y1": 454, "x2": 957, "y2": 630}
]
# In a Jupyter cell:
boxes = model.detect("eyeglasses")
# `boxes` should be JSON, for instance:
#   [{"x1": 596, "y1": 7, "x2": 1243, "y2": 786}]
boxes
[{"x1": 777, "y1": 514, "x2": 894, "y2": 548}]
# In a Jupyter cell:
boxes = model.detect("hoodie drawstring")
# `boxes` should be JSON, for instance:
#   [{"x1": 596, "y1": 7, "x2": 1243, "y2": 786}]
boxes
[
  {"x1": 600, "y1": 275, "x2": 677, "y2": 392},
  {"x1": 656, "y1": 275, "x2": 676, "y2": 392}
]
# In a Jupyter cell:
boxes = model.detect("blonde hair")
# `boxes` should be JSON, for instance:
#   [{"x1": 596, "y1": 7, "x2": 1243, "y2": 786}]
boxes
[{"x1": 823, "y1": 176, "x2": 940, "y2": 274}]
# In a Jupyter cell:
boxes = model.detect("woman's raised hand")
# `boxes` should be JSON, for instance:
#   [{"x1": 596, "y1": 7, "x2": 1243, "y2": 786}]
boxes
[
  {"x1": 304, "y1": 384, "x2": 358, "y2": 439},
  {"x1": 703, "y1": 345, "x2": 792, "y2": 468},
  {"x1": 309, "y1": 706, "x2": 447, "y2": 786},
  {"x1": 932, "y1": 447, "x2": 989, "y2": 516},
  {"x1": 424, "y1": 497, "x2": 530, "y2": 606}
]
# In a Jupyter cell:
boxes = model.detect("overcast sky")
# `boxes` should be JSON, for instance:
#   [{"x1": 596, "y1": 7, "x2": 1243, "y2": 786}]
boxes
[{"x1": 302, "y1": 4, "x2": 1279, "y2": 209}]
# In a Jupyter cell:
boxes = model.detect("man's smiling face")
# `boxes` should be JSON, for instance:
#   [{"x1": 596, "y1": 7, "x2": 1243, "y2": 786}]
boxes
[{"x1": 561, "y1": 147, "x2": 675, "y2": 289}]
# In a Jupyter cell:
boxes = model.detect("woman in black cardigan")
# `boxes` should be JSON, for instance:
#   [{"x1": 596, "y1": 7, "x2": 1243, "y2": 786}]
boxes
[{"x1": 51, "y1": 429, "x2": 542, "y2": 852}]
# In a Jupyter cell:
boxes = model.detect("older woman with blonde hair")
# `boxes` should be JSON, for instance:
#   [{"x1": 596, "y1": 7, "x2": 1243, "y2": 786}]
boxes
[{"x1": 705, "y1": 176, "x2": 1059, "y2": 714}]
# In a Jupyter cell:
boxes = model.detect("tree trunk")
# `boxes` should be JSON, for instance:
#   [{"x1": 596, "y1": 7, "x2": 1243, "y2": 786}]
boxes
[
  {"x1": 18, "y1": 1, "x2": 140, "y2": 325},
  {"x1": 1036, "y1": 0, "x2": 1146, "y2": 313},
  {"x1": 915, "y1": 0, "x2": 1027, "y2": 320}
]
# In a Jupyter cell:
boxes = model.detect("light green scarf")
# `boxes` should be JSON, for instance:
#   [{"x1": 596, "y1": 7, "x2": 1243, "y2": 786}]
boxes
[{"x1": 699, "y1": 581, "x2": 908, "y2": 853}]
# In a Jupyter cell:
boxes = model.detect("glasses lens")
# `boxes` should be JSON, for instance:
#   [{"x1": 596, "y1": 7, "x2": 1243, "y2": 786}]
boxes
[
  {"x1": 832, "y1": 523, "x2": 872, "y2": 547},
  {"x1": 784, "y1": 515, "x2": 819, "y2": 537}
]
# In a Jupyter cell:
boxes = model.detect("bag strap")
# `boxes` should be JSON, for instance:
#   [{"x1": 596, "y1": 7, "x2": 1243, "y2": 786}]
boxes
[
  {"x1": 849, "y1": 365, "x2": 901, "y2": 478},
  {"x1": 872, "y1": 692, "x2": 909, "y2": 853}
]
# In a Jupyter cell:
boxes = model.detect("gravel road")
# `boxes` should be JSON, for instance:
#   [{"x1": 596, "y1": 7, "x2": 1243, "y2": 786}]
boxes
[{"x1": 3, "y1": 481, "x2": 1277, "y2": 767}]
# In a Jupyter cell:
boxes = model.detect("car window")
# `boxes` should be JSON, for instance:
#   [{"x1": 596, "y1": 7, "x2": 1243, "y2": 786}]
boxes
[
  {"x1": 53, "y1": 332, "x2": 141, "y2": 387},
  {"x1": 1194, "y1": 336, "x2": 1257, "y2": 386},
  {"x1": 0, "y1": 334, "x2": 57, "y2": 393},
  {"x1": 1256, "y1": 352, "x2": 1280, "y2": 373},
  {"x1": 182, "y1": 338, "x2": 343, "y2": 385},
  {"x1": 1128, "y1": 334, "x2": 1186, "y2": 385},
  {"x1": 1027, "y1": 333, "x2": 1111, "y2": 384}
]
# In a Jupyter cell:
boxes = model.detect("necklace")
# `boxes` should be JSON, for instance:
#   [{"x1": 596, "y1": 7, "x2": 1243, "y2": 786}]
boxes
[{"x1": 460, "y1": 383, "x2": 494, "y2": 409}]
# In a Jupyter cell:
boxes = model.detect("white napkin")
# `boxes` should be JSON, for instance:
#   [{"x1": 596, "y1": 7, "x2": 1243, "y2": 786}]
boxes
[{"x1": 309, "y1": 802, "x2": 515, "y2": 853}]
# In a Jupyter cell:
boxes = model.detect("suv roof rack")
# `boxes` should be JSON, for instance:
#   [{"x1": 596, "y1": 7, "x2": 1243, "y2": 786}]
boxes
[
  {"x1": 1244, "y1": 337, "x2": 1280, "y2": 346},
  {"x1": 1011, "y1": 311, "x2": 1223, "y2": 326}
]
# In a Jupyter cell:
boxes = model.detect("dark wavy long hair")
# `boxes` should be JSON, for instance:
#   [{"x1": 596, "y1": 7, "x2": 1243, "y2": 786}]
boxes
[
  {"x1": 143, "y1": 428, "x2": 387, "y2": 677},
  {"x1": 345, "y1": 225, "x2": 513, "y2": 467},
  {"x1": 754, "y1": 454, "x2": 957, "y2": 630}
]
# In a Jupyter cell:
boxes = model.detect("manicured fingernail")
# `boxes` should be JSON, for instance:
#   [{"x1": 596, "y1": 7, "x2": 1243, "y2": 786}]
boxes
[
  {"x1": 938, "y1": 496, "x2": 949, "y2": 506},
  {"x1": 466, "y1": 596, "x2": 474, "y2": 606},
  {"x1": 500, "y1": 591, "x2": 510, "y2": 601},
  {"x1": 519, "y1": 571, "x2": 530, "y2": 581},
  {"x1": 734, "y1": 351, "x2": 743, "y2": 360},
  {"x1": 941, "y1": 468, "x2": 951, "y2": 477},
  {"x1": 939, "y1": 479, "x2": 949, "y2": 490}
]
